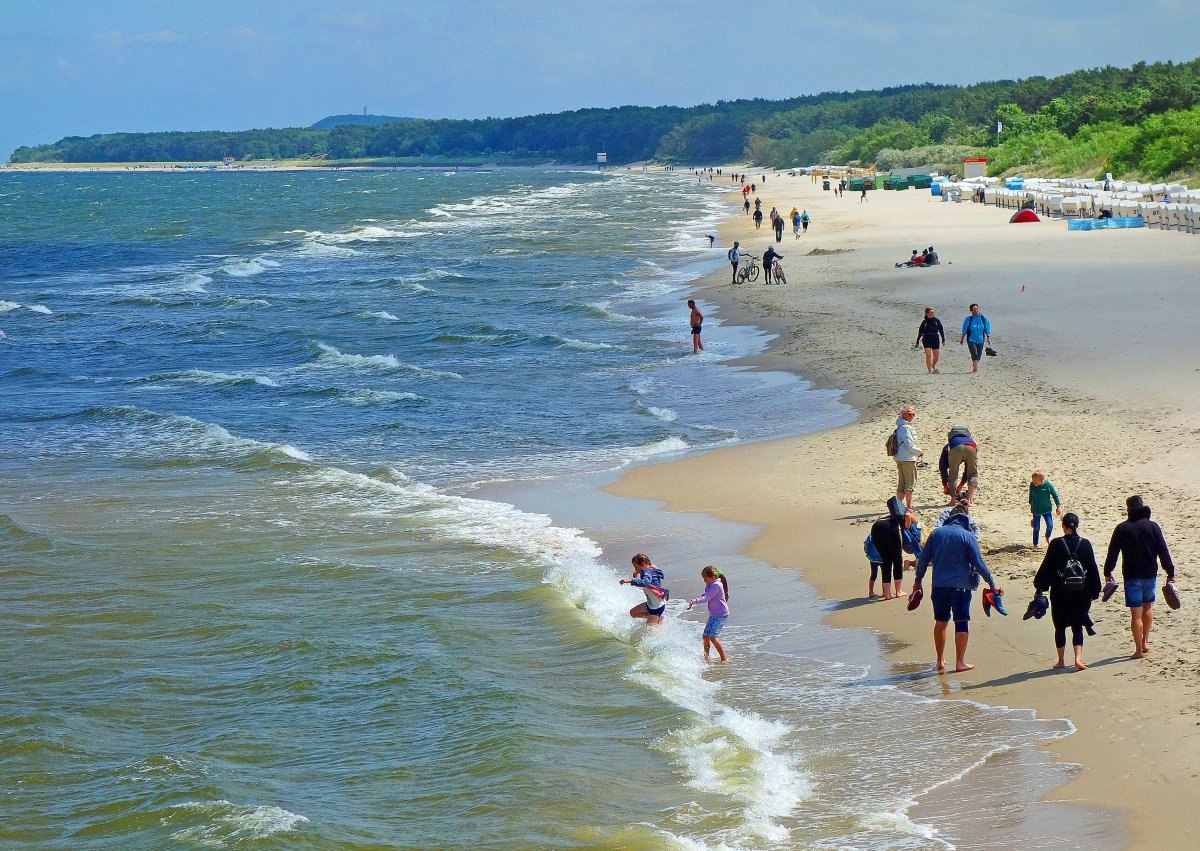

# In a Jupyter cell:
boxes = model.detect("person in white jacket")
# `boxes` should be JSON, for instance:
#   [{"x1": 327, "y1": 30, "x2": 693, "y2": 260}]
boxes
[{"x1": 894, "y1": 405, "x2": 924, "y2": 510}]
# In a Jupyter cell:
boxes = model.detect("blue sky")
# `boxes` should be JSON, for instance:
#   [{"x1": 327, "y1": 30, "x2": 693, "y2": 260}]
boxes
[{"x1": 3, "y1": 0, "x2": 1199, "y2": 157}]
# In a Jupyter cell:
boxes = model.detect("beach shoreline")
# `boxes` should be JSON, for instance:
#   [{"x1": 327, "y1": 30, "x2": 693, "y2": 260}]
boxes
[{"x1": 606, "y1": 170, "x2": 1200, "y2": 848}]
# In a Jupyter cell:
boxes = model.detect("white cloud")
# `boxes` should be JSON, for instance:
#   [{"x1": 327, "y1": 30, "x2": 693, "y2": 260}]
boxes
[{"x1": 130, "y1": 30, "x2": 180, "y2": 44}]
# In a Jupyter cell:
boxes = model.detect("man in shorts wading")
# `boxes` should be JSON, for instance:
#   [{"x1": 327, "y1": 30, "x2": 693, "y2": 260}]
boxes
[
  {"x1": 687, "y1": 299, "x2": 704, "y2": 354},
  {"x1": 1103, "y1": 494, "x2": 1177, "y2": 659},
  {"x1": 914, "y1": 512, "x2": 1002, "y2": 673}
]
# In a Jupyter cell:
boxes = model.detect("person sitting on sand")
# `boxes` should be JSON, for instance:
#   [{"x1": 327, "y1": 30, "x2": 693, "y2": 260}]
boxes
[
  {"x1": 913, "y1": 512, "x2": 1002, "y2": 673},
  {"x1": 936, "y1": 496, "x2": 980, "y2": 538},
  {"x1": 924, "y1": 246, "x2": 939, "y2": 265},
  {"x1": 1033, "y1": 512, "x2": 1101, "y2": 670},
  {"x1": 897, "y1": 249, "x2": 921, "y2": 268},
  {"x1": 619, "y1": 553, "x2": 669, "y2": 624}
]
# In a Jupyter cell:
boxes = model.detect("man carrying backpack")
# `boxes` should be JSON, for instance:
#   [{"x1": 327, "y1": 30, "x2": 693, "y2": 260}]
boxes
[
  {"x1": 892, "y1": 405, "x2": 924, "y2": 510},
  {"x1": 1033, "y1": 512, "x2": 1102, "y2": 670}
]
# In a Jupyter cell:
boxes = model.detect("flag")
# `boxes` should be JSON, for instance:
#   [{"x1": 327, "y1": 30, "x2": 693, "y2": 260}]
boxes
[{"x1": 996, "y1": 120, "x2": 1003, "y2": 134}]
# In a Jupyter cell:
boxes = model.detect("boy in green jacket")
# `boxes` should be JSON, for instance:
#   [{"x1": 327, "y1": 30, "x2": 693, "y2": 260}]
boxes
[{"x1": 1029, "y1": 471, "x2": 1062, "y2": 546}]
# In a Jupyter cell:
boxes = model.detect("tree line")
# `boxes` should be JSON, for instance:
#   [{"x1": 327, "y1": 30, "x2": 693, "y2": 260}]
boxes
[{"x1": 10, "y1": 56, "x2": 1200, "y2": 180}]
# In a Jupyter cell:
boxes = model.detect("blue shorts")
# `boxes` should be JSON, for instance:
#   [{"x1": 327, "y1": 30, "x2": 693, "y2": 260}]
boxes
[
  {"x1": 703, "y1": 615, "x2": 727, "y2": 637},
  {"x1": 931, "y1": 587, "x2": 972, "y2": 632},
  {"x1": 647, "y1": 604, "x2": 666, "y2": 618},
  {"x1": 1125, "y1": 577, "x2": 1156, "y2": 608}
]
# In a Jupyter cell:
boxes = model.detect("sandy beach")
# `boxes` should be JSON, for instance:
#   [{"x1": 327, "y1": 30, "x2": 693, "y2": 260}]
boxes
[{"x1": 610, "y1": 171, "x2": 1200, "y2": 847}]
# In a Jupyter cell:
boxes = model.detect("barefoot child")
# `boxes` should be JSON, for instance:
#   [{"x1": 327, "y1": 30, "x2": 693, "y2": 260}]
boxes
[
  {"x1": 1028, "y1": 471, "x2": 1062, "y2": 546},
  {"x1": 1033, "y1": 513, "x2": 1101, "y2": 669},
  {"x1": 619, "y1": 553, "x2": 669, "y2": 624},
  {"x1": 686, "y1": 566, "x2": 730, "y2": 662}
]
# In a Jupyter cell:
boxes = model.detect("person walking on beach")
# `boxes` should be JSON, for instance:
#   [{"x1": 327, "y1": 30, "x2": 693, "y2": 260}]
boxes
[
  {"x1": 762, "y1": 246, "x2": 782, "y2": 285},
  {"x1": 860, "y1": 186, "x2": 868, "y2": 203},
  {"x1": 893, "y1": 405, "x2": 924, "y2": 510},
  {"x1": 753, "y1": 208, "x2": 763, "y2": 229},
  {"x1": 687, "y1": 300, "x2": 704, "y2": 353},
  {"x1": 1102, "y1": 495, "x2": 1177, "y2": 659},
  {"x1": 1028, "y1": 471, "x2": 1062, "y2": 547},
  {"x1": 959, "y1": 304, "x2": 992, "y2": 373},
  {"x1": 915, "y1": 307, "x2": 945, "y2": 374},
  {"x1": 686, "y1": 565, "x2": 730, "y2": 663},
  {"x1": 744, "y1": 198, "x2": 751, "y2": 215},
  {"x1": 619, "y1": 553, "x2": 669, "y2": 625},
  {"x1": 913, "y1": 513, "x2": 1002, "y2": 673},
  {"x1": 800, "y1": 210, "x2": 810, "y2": 234},
  {"x1": 945, "y1": 425, "x2": 978, "y2": 505},
  {"x1": 1033, "y1": 512, "x2": 1101, "y2": 670},
  {"x1": 773, "y1": 213, "x2": 785, "y2": 242},
  {"x1": 869, "y1": 496, "x2": 921, "y2": 600},
  {"x1": 792, "y1": 208, "x2": 802, "y2": 237}
]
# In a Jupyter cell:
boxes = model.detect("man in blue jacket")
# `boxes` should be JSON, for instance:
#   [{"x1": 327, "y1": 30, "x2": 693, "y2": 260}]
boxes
[
  {"x1": 959, "y1": 303, "x2": 992, "y2": 374},
  {"x1": 914, "y1": 513, "x2": 1002, "y2": 673}
]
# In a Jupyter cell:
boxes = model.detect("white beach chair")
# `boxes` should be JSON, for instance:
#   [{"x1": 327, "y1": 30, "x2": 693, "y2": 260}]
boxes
[
  {"x1": 1046, "y1": 195, "x2": 1064, "y2": 217},
  {"x1": 1141, "y1": 203, "x2": 1162, "y2": 228},
  {"x1": 1060, "y1": 198, "x2": 1079, "y2": 217}
]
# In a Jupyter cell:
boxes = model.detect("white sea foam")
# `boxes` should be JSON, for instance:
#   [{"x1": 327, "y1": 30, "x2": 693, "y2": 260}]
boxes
[
  {"x1": 166, "y1": 800, "x2": 309, "y2": 845},
  {"x1": 221, "y1": 258, "x2": 280, "y2": 277},
  {"x1": 558, "y1": 337, "x2": 617, "y2": 351},
  {"x1": 340, "y1": 388, "x2": 422, "y2": 406},
  {"x1": 645, "y1": 406, "x2": 678, "y2": 422},
  {"x1": 312, "y1": 342, "x2": 462, "y2": 380},
  {"x1": 26, "y1": 304, "x2": 53, "y2": 315},
  {"x1": 0, "y1": 300, "x2": 21, "y2": 313},
  {"x1": 221, "y1": 298, "x2": 271, "y2": 308},
  {"x1": 136, "y1": 370, "x2": 280, "y2": 389},
  {"x1": 363, "y1": 311, "x2": 400, "y2": 321},
  {"x1": 295, "y1": 240, "x2": 358, "y2": 258},
  {"x1": 290, "y1": 225, "x2": 430, "y2": 244}
]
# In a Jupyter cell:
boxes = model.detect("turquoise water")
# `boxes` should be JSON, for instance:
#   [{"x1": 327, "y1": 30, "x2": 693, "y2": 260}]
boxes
[{"x1": 0, "y1": 169, "x2": 1108, "y2": 849}]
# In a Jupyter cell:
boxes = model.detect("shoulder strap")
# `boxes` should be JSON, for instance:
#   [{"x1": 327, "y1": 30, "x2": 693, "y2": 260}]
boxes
[{"x1": 1064, "y1": 536, "x2": 1080, "y2": 558}]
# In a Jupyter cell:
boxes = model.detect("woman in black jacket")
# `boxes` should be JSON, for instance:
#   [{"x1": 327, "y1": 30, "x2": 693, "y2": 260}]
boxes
[
  {"x1": 1033, "y1": 512, "x2": 1102, "y2": 669},
  {"x1": 914, "y1": 307, "x2": 946, "y2": 374}
]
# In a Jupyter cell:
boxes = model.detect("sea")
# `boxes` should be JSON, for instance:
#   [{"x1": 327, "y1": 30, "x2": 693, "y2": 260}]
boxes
[{"x1": 0, "y1": 168, "x2": 1117, "y2": 849}]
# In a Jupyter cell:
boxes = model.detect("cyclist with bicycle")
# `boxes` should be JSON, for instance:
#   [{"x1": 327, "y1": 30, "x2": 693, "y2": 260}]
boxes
[
  {"x1": 763, "y1": 245, "x2": 783, "y2": 285},
  {"x1": 727, "y1": 241, "x2": 741, "y2": 284}
]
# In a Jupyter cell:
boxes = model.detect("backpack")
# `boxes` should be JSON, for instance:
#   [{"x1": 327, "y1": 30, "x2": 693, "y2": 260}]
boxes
[
  {"x1": 1058, "y1": 538, "x2": 1087, "y2": 593},
  {"x1": 885, "y1": 428, "x2": 899, "y2": 457}
]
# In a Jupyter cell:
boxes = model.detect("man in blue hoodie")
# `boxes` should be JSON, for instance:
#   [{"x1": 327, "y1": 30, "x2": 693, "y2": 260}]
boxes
[{"x1": 914, "y1": 513, "x2": 1002, "y2": 673}]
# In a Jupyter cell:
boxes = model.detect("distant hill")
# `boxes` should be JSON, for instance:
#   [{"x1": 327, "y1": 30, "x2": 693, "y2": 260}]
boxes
[{"x1": 310, "y1": 114, "x2": 413, "y2": 130}]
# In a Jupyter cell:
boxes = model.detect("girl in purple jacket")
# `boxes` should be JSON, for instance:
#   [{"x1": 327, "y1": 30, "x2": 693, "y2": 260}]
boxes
[{"x1": 687, "y1": 565, "x2": 730, "y2": 663}]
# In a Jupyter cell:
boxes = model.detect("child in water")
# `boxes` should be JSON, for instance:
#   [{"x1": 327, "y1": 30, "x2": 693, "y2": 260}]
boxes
[
  {"x1": 686, "y1": 565, "x2": 730, "y2": 662},
  {"x1": 1028, "y1": 471, "x2": 1062, "y2": 546},
  {"x1": 619, "y1": 553, "x2": 668, "y2": 624}
]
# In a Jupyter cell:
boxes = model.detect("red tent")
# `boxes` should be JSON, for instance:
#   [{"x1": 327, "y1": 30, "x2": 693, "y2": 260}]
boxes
[{"x1": 1009, "y1": 209, "x2": 1040, "y2": 223}]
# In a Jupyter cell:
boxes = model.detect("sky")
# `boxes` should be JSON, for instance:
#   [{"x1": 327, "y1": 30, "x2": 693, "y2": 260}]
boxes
[{"x1": 3, "y1": 0, "x2": 1200, "y2": 158}]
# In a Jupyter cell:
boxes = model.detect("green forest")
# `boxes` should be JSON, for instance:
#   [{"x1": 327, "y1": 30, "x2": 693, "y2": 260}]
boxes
[{"x1": 10, "y1": 56, "x2": 1200, "y2": 181}]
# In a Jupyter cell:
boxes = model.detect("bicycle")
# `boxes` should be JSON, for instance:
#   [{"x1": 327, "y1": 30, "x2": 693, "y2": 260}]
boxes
[
  {"x1": 770, "y1": 261, "x2": 787, "y2": 285},
  {"x1": 735, "y1": 255, "x2": 760, "y2": 284}
]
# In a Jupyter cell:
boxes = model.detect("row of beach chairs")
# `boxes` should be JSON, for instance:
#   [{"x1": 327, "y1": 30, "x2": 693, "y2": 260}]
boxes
[{"x1": 951, "y1": 179, "x2": 1200, "y2": 233}]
